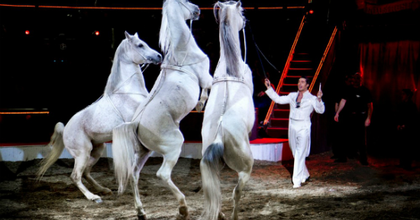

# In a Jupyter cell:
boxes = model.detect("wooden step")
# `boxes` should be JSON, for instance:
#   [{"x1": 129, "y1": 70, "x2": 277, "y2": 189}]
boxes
[
  {"x1": 278, "y1": 91, "x2": 290, "y2": 95},
  {"x1": 282, "y1": 83, "x2": 297, "y2": 87},
  {"x1": 283, "y1": 75, "x2": 313, "y2": 84},
  {"x1": 291, "y1": 60, "x2": 311, "y2": 63},
  {"x1": 285, "y1": 75, "x2": 314, "y2": 78},
  {"x1": 266, "y1": 127, "x2": 288, "y2": 138},
  {"x1": 273, "y1": 109, "x2": 289, "y2": 118},
  {"x1": 281, "y1": 84, "x2": 297, "y2": 93},
  {"x1": 270, "y1": 118, "x2": 289, "y2": 127},
  {"x1": 293, "y1": 52, "x2": 310, "y2": 58},
  {"x1": 288, "y1": 67, "x2": 314, "y2": 71},
  {"x1": 275, "y1": 103, "x2": 290, "y2": 110},
  {"x1": 290, "y1": 60, "x2": 313, "y2": 68},
  {"x1": 287, "y1": 68, "x2": 314, "y2": 76}
]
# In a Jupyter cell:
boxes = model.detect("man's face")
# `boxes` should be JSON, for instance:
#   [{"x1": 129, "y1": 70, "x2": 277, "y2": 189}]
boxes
[
  {"x1": 298, "y1": 78, "x2": 309, "y2": 92},
  {"x1": 353, "y1": 74, "x2": 362, "y2": 88}
]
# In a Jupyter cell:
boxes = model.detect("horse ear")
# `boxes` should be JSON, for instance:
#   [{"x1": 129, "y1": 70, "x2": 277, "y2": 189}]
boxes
[
  {"x1": 134, "y1": 32, "x2": 139, "y2": 38},
  {"x1": 236, "y1": 1, "x2": 242, "y2": 8},
  {"x1": 124, "y1": 31, "x2": 131, "y2": 40}
]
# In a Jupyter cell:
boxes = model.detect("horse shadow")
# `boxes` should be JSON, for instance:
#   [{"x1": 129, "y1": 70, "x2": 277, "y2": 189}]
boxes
[{"x1": 0, "y1": 147, "x2": 73, "y2": 181}]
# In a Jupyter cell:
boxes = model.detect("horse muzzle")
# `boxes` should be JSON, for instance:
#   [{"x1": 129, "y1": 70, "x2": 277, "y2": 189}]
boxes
[
  {"x1": 192, "y1": 9, "x2": 200, "y2": 20},
  {"x1": 149, "y1": 54, "x2": 163, "y2": 65},
  {"x1": 154, "y1": 54, "x2": 163, "y2": 64}
]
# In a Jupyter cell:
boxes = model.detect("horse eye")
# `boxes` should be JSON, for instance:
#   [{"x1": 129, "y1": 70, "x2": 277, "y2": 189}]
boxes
[{"x1": 138, "y1": 44, "x2": 144, "y2": 48}]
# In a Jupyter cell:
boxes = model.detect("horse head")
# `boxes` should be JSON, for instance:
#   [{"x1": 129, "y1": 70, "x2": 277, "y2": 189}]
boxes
[
  {"x1": 172, "y1": 0, "x2": 200, "y2": 21},
  {"x1": 214, "y1": 1, "x2": 245, "y2": 31},
  {"x1": 160, "y1": 0, "x2": 202, "y2": 60},
  {"x1": 124, "y1": 31, "x2": 162, "y2": 65},
  {"x1": 214, "y1": 1, "x2": 246, "y2": 77}
]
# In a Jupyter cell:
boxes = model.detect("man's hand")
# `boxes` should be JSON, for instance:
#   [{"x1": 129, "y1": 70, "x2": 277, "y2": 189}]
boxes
[
  {"x1": 317, "y1": 90, "x2": 323, "y2": 101},
  {"x1": 264, "y1": 78, "x2": 271, "y2": 89},
  {"x1": 365, "y1": 118, "x2": 371, "y2": 127},
  {"x1": 334, "y1": 113, "x2": 339, "y2": 122}
]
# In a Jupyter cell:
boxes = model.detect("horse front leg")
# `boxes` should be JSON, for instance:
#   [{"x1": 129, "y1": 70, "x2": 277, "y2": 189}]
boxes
[
  {"x1": 83, "y1": 143, "x2": 112, "y2": 195},
  {"x1": 196, "y1": 88, "x2": 209, "y2": 112},
  {"x1": 71, "y1": 153, "x2": 103, "y2": 203}
]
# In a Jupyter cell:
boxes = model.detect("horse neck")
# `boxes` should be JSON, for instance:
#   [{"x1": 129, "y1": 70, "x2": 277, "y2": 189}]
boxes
[
  {"x1": 161, "y1": 1, "x2": 203, "y2": 64},
  {"x1": 218, "y1": 21, "x2": 243, "y2": 78},
  {"x1": 104, "y1": 43, "x2": 147, "y2": 96}
]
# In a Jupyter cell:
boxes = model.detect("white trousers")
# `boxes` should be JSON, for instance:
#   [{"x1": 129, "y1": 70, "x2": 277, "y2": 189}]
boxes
[{"x1": 288, "y1": 119, "x2": 311, "y2": 187}]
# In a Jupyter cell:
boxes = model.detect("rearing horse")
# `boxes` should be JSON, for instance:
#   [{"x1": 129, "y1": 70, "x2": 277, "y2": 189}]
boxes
[
  {"x1": 200, "y1": 2, "x2": 254, "y2": 220},
  {"x1": 37, "y1": 32, "x2": 162, "y2": 203},
  {"x1": 111, "y1": 0, "x2": 213, "y2": 219}
]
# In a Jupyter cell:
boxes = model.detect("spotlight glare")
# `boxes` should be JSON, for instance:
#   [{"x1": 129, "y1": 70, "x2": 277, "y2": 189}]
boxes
[
  {"x1": 309, "y1": 9, "x2": 314, "y2": 14},
  {"x1": 25, "y1": 30, "x2": 30, "y2": 35},
  {"x1": 94, "y1": 31, "x2": 100, "y2": 36}
]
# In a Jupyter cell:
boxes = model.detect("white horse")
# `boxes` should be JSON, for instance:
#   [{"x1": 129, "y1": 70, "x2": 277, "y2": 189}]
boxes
[
  {"x1": 111, "y1": 0, "x2": 213, "y2": 219},
  {"x1": 36, "y1": 31, "x2": 162, "y2": 203},
  {"x1": 200, "y1": 2, "x2": 254, "y2": 220}
]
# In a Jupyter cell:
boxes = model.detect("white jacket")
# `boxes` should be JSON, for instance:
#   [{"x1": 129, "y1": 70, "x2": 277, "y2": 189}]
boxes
[{"x1": 265, "y1": 87, "x2": 325, "y2": 121}]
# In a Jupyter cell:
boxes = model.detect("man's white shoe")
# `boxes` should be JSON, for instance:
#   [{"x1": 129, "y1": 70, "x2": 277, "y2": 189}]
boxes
[{"x1": 293, "y1": 184, "x2": 301, "y2": 189}]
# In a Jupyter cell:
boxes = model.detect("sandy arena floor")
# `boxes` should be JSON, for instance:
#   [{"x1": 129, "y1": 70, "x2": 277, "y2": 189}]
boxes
[{"x1": 1, "y1": 152, "x2": 419, "y2": 220}]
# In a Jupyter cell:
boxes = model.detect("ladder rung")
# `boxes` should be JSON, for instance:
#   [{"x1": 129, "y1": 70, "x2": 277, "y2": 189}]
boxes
[
  {"x1": 291, "y1": 60, "x2": 311, "y2": 63},
  {"x1": 274, "y1": 109, "x2": 289, "y2": 112},
  {"x1": 271, "y1": 118, "x2": 289, "y2": 121},
  {"x1": 289, "y1": 68, "x2": 314, "y2": 71},
  {"x1": 286, "y1": 75, "x2": 313, "y2": 78}
]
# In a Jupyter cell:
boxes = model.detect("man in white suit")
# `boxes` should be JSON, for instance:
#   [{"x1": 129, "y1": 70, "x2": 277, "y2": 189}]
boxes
[{"x1": 265, "y1": 76, "x2": 325, "y2": 188}]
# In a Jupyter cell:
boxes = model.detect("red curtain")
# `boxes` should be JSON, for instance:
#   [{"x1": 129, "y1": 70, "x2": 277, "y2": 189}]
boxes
[
  {"x1": 357, "y1": 40, "x2": 420, "y2": 153},
  {"x1": 359, "y1": 40, "x2": 420, "y2": 111}
]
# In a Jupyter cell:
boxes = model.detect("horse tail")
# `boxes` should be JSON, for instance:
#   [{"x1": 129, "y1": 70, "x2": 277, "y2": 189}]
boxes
[
  {"x1": 200, "y1": 138, "x2": 225, "y2": 220},
  {"x1": 112, "y1": 122, "x2": 139, "y2": 194},
  {"x1": 36, "y1": 122, "x2": 65, "y2": 181}
]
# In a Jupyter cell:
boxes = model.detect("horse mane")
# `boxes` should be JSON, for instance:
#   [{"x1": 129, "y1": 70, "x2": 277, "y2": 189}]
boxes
[
  {"x1": 214, "y1": 1, "x2": 244, "y2": 77},
  {"x1": 159, "y1": 0, "x2": 171, "y2": 55},
  {"x1": 105, "y1": 39, "x2": 127, "y2": 95}
]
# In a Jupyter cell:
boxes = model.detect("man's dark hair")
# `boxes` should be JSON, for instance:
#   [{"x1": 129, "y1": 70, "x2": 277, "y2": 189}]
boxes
[{"x1": 300, "y1": 76, "x2": 311, "y2": 85}]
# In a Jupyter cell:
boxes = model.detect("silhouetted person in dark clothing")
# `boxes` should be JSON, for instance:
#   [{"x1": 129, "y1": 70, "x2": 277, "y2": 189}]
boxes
[
  {"x1": 396, "y1": 89, "x2": 418, "y2": 170},
  {"x1": 331, "y1": 74, "x2": 354, "y2": 159},
  {"x1": 334, "y1": 73, "x2": 373, "y2": 165}
]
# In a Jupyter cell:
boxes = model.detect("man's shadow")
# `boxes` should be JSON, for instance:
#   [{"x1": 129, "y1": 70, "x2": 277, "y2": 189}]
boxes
[{"x1": 281, "y1": 159, "x2": 294, "y2": 183}]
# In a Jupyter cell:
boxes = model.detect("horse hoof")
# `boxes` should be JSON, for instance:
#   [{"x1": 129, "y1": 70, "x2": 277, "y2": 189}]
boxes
[
  {"x1": 176, "y1": 214, "x2": 189, "y2": 220},
  {"x1": 94, "y1": 198, "x2": 103, "y2": 203},
  {"x1": 218, "y1": 212, "x2": 226, "y2": 220},
  {"x1": 102, "y1": 188, "x2": 113, "y2": 195},
  {"x1": 195, "y1": 102, "x2": 204, "y2": 112},
  {"x1": 138, "y1": 214, "x2": 147, "y2": 220},
  {"x1": 176, "y1": 206, "x2": 189, "y2": 220}
]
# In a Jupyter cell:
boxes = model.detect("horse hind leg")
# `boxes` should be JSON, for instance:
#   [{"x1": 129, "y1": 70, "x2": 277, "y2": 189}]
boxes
[
  {"x1": 231, "y1": 170, "x2": 252, "y2": 220},
  {"x1": 131, "y1": 146, "x2": 151, "y2": 220},
  {"x1": 69, "y1": 143, "x2": 103, "y2": 203},
  {"x1": 156, "y1": 146, "x2": 189, "y2": 220},
  {"x1": 82, "y1": 143, "x2": 112, "y2": 196}
]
